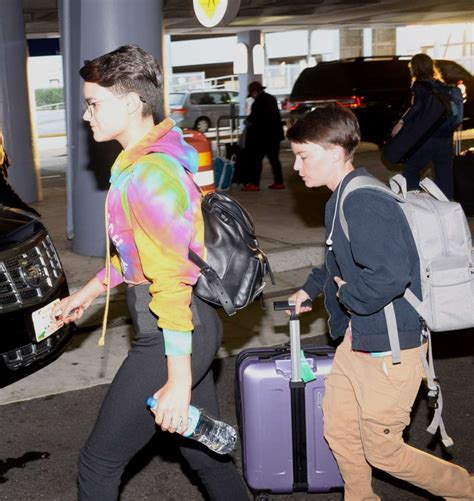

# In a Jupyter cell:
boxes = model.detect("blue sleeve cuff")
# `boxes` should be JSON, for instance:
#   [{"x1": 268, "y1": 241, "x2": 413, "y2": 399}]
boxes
[{"x1": 163, "y1": 330, "x2": 193, "y2": 356}]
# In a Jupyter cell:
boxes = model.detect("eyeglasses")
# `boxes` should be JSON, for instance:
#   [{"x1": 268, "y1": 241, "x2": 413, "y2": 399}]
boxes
[{"x1": 83, "y1": 94, "x2": 147, "y2": 116}]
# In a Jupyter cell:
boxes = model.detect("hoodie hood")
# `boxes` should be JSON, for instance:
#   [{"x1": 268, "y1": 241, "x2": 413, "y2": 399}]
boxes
[{"x1": 111, "y1": 118, "x2": 199, "y2": 182}]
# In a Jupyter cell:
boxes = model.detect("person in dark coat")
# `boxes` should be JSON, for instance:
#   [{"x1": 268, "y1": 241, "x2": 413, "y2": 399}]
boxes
[
  {"x1": 0, "y1": 130, "x2": 41, "y2": 217},
  {"x1": 241, "y1": 81, "x2": 285, "y2": 191},
  {"x1": 392, "y1": 53, "x2": 459, "y2": 199}
]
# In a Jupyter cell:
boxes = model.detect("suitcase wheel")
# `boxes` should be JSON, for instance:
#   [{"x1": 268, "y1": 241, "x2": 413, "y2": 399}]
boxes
[{"x1": 254, "y1": 493, "x2": 270, "y2": 501}]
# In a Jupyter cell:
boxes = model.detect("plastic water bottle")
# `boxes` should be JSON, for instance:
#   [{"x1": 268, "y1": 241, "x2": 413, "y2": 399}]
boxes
[{"x1": 146, "y1": 396, "x2": 237, "y2": 455}]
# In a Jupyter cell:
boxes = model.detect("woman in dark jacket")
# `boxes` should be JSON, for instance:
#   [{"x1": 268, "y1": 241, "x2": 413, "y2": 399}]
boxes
[{"x1": 392, "y1": 53, "x2": 456, "y2": 199}]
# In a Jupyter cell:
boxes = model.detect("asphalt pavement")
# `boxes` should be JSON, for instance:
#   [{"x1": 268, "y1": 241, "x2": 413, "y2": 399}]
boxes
[{"x1": 0, "y1": 136, "x2": 473, "y2": 500}]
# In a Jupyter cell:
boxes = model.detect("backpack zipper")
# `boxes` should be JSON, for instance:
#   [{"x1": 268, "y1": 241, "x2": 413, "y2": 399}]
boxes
[{"x1": 422, "y1": 197, "x2": 449, "y2": 328}]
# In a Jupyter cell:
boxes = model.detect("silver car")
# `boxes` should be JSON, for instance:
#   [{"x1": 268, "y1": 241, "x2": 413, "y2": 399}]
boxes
[{"x1": 169, "y1": 90, "x2": 239, "y2": 132}]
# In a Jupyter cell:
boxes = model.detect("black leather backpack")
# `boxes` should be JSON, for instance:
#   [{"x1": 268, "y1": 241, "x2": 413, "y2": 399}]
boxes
[{"x1": 189, "y1": 192, "x2": 274, "y2": 315}]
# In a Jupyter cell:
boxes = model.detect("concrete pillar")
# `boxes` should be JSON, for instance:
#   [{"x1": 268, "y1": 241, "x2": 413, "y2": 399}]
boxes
[
  {"x1": 307, "y1": 29, "x2": 313, "y2": 65},
  {"x1": 59, "y1": 0, "x2": 164, "y2": 256},
  {"x1": 372, "y1": 27, "x2": 396, "y2": 56},
  {"x1": 0, "y1": 0, "x2": 41, "y2": 203},
  {"x1": 340, "y1": 28, "x2": 363, "y2": 59},
  {"x1": 363, "y1": 28, "x2": 373, "y2": 57},
  {"x1": 237, "y1": 30, "x2": 263, "y2": 116}
]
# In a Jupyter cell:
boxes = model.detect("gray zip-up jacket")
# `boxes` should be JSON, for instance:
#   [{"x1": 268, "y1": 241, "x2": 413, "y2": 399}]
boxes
[{"x1": 302, "y1": 167, "x2": 423, "y2": 352}]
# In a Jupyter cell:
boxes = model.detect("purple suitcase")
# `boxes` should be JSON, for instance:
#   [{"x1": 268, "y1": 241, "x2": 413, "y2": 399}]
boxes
[{"x1": 236, "y1": 301, "x2": 343, "y2": 496}]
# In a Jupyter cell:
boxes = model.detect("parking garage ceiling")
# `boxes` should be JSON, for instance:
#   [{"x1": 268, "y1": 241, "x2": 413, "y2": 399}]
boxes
[{"x1": 23, "y1": 0, "x2": 474, "y2": 37}]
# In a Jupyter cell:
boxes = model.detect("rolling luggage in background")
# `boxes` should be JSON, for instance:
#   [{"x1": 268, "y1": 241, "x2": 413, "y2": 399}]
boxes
[
  {"x1": 453, "y1": 134, "x2": 474, "y2": 216},
  {"x1": 236, "y1": 301, "x2": 343, "y2": 499},
  {"x1": 214, "y1": 115, "x2": 249, "y2": 190},
  {"x1": 214, "y1": 156, "x2": 235, "y2": 191},
  {"x1": 214, "y1": 116, "x2": 236, "y2": 191}
]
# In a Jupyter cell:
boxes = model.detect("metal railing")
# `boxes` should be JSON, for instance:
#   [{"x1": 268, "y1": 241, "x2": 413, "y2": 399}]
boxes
[
  {"x1": 36, "y1": 102, "x2": 65, "y2": 111},
  {"x1": 215, "y1": 114, "x2": 247, "y2": 153},
  {"x1": 171, "y1": 74, "x2": 239, "y2": 92}
]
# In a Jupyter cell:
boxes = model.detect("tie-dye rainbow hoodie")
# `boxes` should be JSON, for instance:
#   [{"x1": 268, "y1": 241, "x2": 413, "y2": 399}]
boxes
[{"x1": 96, "y1": 118, "x2": 204, "y2": 356}]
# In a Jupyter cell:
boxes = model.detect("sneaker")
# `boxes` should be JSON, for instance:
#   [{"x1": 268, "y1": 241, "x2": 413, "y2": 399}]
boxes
[
  {"x1": 241, "y1": 184, "x2": 260, "y2": 192},
  {"x1": 268, "y1": 183, "x2": 286, "y2": 190}
]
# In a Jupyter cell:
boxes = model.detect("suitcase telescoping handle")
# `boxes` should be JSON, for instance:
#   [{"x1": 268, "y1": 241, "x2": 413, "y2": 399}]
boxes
[
  {"x1": 274, "y1": 299, "x2": 313, "y2": 491},
  {"x1": 274, "y1": 300, "x2": 312, "y2": 383}
]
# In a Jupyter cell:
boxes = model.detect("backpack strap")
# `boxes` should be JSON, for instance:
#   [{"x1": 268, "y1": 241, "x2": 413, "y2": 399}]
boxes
[
  {"x1": 338, "y1": 175, "x2": 403, "y2": 240},
  {"x1": 337, "y1": 175, "x2": 405, "y2": 364},
  {"x1": 383, "y1": 303, "x2": 402, "y2": 364},
  {"x1": 418, "y1": 327, "x2": 454, "y2": 447},
  {"x1": 185, "y1": 171, "x2": 237, "y2": 316},
  {"x1": 188, "y1": 248, "x2": 237, "y2": 316},
  {"x1": 419, "y1": 177, "x2": 449, "y2": 202}
]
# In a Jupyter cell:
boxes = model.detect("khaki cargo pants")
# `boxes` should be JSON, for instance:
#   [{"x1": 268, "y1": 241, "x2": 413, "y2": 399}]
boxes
[{"x1": 323, "y1": 333, "x2": 473, "y2": 500}]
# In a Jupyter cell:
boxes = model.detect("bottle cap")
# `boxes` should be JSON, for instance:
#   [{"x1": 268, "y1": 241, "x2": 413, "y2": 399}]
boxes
[{"x1": 147, "y1": 396, "x2": 157, "y2": 409}]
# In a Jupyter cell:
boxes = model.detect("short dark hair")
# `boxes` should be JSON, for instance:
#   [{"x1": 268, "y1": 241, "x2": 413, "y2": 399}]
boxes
[
  {"x1": 80, "y1": 45, "x2": 163, "y2": 123},
  {"x1": 286, "y1": 104, "x2": 360, "y2": 161}
]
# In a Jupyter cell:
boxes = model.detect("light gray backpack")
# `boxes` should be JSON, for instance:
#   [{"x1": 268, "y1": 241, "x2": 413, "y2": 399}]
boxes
[{"x1": 337, "y1": 173, "x2": 474, "y2": 447}]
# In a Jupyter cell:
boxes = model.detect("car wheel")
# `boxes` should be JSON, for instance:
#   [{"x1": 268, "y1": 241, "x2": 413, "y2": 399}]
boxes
[{"x1": 194, "y1": 117, "x2": 211, "y2": 133}]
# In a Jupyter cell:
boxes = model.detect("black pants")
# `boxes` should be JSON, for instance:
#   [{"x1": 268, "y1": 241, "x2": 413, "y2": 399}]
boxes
[
  {"x1": 78, "y1": 285, "x2": 248, "y2": 500},
  {"x1": 402, "y1": 135, "x2": 454, "y2": 199},
  {"x1": 247, "y1": 139, "x2": 283, "y2": 186}
]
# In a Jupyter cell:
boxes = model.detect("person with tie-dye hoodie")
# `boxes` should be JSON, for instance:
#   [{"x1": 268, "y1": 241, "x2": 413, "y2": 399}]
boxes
[{"x1": 53, "y1": 46, "x2": 248, "y2": 501}]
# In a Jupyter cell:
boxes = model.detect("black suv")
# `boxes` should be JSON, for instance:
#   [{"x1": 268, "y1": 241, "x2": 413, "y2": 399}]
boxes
[
  {"x1": 288, "y1": 56, "x2": 473, "y2": 145},
  {"x1": 0, "y1": 206, "x2": 74, "y2": 387}
]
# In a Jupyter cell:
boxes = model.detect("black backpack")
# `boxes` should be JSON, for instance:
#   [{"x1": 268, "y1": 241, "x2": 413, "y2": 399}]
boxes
[{"x1": 189, "y1": 192, "x2": 274, "y2": 315}]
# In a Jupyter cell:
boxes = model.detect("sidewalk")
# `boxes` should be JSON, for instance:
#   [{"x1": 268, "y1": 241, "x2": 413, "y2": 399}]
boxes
[{"x1": 2, "y1": 136, "x2": 472, "y2": 405}]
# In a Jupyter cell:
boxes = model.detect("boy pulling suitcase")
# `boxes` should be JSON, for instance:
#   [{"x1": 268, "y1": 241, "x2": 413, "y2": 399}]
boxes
[{"x1": 286, "y1": 104, "x2": 473, "y2": 500}]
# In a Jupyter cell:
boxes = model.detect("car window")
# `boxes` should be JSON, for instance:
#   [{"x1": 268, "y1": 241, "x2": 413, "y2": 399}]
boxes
[
  {"x1": 209, "y1": 92, "x2": 230, "y2": 104},
  {"x1": 290, "y1": 60, "x2": 412, "y2": 100},
  {"x1": 169, "y1": 93, "x2": 185, "y2": 106},
  {"x1": 351, "y1": 61, "x2": 411, "y2": 92},
  {"x1": 189, "y1": 92, "x2": 213, "y2": 105},
  {"x1": 291, "y1": 63, "x2": 352, "y2": 99},
  {"x1": 187, "y1": 91, "x2": 239, "y2": 105}
]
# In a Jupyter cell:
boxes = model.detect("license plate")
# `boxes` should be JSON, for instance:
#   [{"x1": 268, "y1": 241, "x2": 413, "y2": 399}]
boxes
[{"x1": 32, "y1": 299, "x2": 62, "y2": 342}]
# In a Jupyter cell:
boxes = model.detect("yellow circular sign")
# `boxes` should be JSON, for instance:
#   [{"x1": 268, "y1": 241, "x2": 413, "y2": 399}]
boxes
[{"x1": 193, "y1": 0, "x2": 240, "y2": 28}]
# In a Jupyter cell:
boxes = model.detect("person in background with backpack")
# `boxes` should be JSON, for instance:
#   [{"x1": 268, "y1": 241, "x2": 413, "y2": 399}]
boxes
[
  {"x1": 287, "y1": 104, "x2": 473, "y2": 500},
  {"x1": 391, "y1": 53, "x2": 463, "y2": 199},
  {"x1": 51, "y1": 45, "x2": 248, "y2": 501}
]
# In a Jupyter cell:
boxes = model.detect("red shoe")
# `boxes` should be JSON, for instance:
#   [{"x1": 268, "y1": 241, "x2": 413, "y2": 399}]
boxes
[
  {"x1": 241, "y1": 184, "x2": 260, "y2": 192},
  {"x1": 268, "y1": 183, "x2": 285, "y2": 190}
]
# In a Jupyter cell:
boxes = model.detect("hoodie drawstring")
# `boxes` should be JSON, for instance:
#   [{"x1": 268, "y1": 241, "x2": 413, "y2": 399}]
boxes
[{"x1": 98, "y1": 190, "x2": 111, "y2": 347}]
